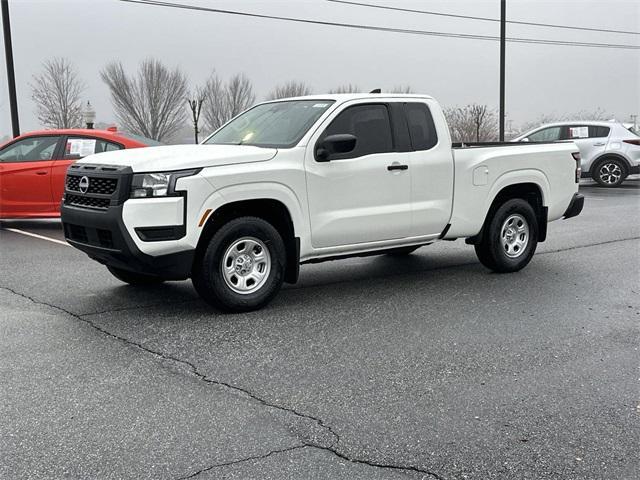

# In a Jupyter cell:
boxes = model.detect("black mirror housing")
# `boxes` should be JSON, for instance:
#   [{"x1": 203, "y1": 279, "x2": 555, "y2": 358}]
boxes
[{"x1": 315, "y1": 134, "x2": 357, "y2": 161}]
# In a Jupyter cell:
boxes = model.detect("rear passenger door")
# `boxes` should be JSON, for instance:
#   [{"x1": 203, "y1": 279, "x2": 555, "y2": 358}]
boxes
[
  {"x1": 305, "y1": 102, "x2": 412, "y2": 248},
  {"x1": 51, "y1": 136, "x2": 124, "y2": 207},
  {"x1": 402, "y1": 102, "x2": 454, "y2": 237},
  {"x1": 564, "y1": 125, "x2": 610, "y2": 168}
]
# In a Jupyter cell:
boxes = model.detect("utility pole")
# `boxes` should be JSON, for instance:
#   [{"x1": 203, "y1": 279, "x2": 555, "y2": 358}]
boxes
[
  {"x1": 499, "y1": 0, "x2": 506, "y2": 142},
  {"x1": 1, "y1": 0, "x2": 19, "y2": 138},
  {"x1": 187, "y1": 97, "x2": 204, "y2": 144}
]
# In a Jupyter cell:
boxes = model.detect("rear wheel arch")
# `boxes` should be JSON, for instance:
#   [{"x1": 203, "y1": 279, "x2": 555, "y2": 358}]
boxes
[
  {"x1": 589, "y1": 153, "x2": 630, "y2": 175},
  {"x1": 193, "y1": 199, "x2": 299, "y2": 283},
  {"x1": 467, "y1": 182, "x2": 546, "y2": 245}
]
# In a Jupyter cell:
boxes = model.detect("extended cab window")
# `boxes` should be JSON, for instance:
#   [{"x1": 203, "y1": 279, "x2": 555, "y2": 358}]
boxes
[
  {"x1": 63, "y1": 137, "x2": 123, "y2": 160},
  {"x1": 205, "y1": 100, "x2": 334, "y2": 148},
  {"x1": 527, "y1": 127, "x2": 562, "y2": 142},
  {"x1": 321, "y1": 104, "x2": 393, "y2": 160},
  {"x1": 404, "y1": 103, "x2": 438, "y2": 150},
  {"x1": 0, "y1": 136, "x2": 60, "y2": 162}
]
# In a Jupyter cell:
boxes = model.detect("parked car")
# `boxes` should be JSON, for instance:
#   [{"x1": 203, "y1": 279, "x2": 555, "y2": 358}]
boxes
[
  {"x1": 61, "y1": 94, "x2": 583, "y2": 312},
  {"x1": 513, "y1": 121, "x2": 640, "y2": 187},
  {"x1": 0, "y1": 129, "x2": 157, "y2": 218}
]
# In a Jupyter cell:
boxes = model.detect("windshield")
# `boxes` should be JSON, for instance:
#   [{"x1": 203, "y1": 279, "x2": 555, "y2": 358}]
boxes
[{"x1": 204, "y1": 100, "x2": 334, "y2": 148}]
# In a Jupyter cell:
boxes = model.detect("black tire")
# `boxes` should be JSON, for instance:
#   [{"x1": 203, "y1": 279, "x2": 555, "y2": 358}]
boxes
[
  {"x1": 386, "y1": 246, "x2": 420, "y2": 256},
  {"x1": 474, "y1": 198, "x2": 538, "y2": 273},
  {"x1": 107, "y1": 266, "x2": 165, "y2": 285},
  {"x1": 592, "y1": 158, "x2": 626, "y2": 187},
  {"x1": 191, "y1": 216, "x2": 286, "y2": 313}
]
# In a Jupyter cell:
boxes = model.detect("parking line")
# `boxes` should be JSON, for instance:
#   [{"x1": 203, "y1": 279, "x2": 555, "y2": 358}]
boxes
[{"x1": 2, "y1": 228, "x2": 70, "y2": 247}]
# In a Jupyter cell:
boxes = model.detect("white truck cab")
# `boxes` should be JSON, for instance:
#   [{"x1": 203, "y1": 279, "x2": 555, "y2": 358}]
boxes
[{"x1": 61, "y1": 94, "x2": 584, "y2": 312}]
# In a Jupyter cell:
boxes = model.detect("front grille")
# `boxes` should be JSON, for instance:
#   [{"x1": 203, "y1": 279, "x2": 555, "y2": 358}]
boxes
[
  {"x1": 66, "y1": 175, "x2": 118, "y2": 195},
  {"x1": 65, "y1": 194, "x2": 110, "y2": 210}
]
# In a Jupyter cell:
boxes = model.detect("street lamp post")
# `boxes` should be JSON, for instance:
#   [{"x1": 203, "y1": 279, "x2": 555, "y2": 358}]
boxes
[
  {"x1": 83, "y1": 101, "x2": 96, "y2": 129},
  {"x1": 2, "y1": 0, "x2": 20, "y2": 138}
]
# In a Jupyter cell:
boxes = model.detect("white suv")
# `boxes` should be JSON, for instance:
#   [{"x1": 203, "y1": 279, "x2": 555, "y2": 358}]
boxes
[{"x1": 514, "y1": 121, "x2": 640, "y2": 187}]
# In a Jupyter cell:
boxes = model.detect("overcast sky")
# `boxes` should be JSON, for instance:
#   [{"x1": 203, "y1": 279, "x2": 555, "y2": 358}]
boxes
[{"x1": 0, "y1": 0, "x2": 638, "y2": 138}]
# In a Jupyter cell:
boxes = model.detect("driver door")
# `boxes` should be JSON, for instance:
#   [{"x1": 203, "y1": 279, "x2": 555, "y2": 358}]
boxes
[
  {"x1": 305, "y1": 103, "x2": 412, "y2": 248},
  {"x1": 0, "y1": 135, "x2": 62, "y2": 216}
]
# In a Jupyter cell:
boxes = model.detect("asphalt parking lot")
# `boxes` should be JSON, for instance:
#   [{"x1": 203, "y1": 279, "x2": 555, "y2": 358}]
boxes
[{"x1": 1, "y1": 178, "x2": 638, "y2": 480}]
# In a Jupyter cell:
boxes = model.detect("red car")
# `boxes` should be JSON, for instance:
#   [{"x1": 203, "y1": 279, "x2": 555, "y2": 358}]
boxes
[{"x1": 0, "y1": 129, "x2": 155, "y2": 218}]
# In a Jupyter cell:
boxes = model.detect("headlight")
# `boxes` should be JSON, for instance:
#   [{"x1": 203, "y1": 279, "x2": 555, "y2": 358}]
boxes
[{"x1": 130, "y1": 169, "x2": 200, "y2": 198}]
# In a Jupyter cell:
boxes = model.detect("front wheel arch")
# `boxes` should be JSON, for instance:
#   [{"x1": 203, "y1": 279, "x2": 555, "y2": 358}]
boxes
[{"x1": 193, "y1": 199, "x2": 299, "y2": 284}]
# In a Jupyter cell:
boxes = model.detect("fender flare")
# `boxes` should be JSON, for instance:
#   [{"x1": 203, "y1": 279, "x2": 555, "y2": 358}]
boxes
[{"x1": 466, "y1": 171, "x2": 549, "y2": 245}]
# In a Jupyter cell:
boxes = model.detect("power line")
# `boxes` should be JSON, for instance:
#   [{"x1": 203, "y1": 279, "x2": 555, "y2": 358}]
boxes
[
  {"x1": 119, "y1": 0, "x2": 640, "y2": 50},
  {"x1": 328, "y1": 0, "x2": 640, "y2": 36}
]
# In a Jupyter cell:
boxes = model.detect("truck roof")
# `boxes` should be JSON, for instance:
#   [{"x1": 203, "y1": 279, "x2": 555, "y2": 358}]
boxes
[{"x1": 261, "y1": 93, "x2": 435, "y2": 103}]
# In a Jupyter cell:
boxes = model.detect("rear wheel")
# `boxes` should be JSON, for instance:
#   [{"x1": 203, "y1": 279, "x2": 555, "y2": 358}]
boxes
[
  {"x1": 192, "y1": 216, "x2": 286, "y2": 312},
  {"x1": 107, "y1": 266, "x2": 165, "y2": 285},
  {"x1": 474, "y1": 199, "x2": 538, "y2": 273},
  {"x1": 593, "y1": 158, "x2": 626, "y2": 187}
]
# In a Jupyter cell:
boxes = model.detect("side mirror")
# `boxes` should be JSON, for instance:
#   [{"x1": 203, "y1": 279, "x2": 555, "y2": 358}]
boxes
[{"x1": 316, "y1": 134, "x2": 357, "y2": 162}]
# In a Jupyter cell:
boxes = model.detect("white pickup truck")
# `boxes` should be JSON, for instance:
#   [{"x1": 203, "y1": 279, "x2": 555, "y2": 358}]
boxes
[{"x1": 61, "y1": 94, "x2": 584, "y2": 312}]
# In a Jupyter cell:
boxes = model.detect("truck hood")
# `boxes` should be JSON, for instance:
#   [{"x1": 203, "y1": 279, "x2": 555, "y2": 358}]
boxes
[{"x1": 77, "y1": 144, "x2": 277, "y2": 172}]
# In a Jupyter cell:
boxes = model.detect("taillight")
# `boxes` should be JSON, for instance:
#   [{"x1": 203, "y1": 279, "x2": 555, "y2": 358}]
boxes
[
  {"x1": 572, "y1": 152, "x2": 581, "y2": 183},
  {"x1": 623, "y1": 139, "x2": 640, "y2": 146}
]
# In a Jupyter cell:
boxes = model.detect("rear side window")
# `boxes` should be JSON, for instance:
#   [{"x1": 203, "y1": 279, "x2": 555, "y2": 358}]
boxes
[
  {"x1": 62, "y1": 137, "x2": 123, "y2": 160},
  {"x1": 404, "y1": 103, "x2": 438, "y2": 150},
  {"x1": 565, "y1": 125, "x2": 611, "y2": 140},
  {"x1": 589, "y1": 126, "x2": 610, "y2": 138},
  {"x1": 322, "y1": 104, "x2": 393, "y2": 160}
]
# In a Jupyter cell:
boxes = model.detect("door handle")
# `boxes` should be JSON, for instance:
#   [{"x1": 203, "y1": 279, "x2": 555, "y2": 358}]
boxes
[
  {"x1": 593, "y1": 143, "x2": 605, "y2": 146},
  {"x1": 387, "y1": 164, "x2": 408, "y2": 171},
  {"x1": 36, "y1": 171, "x2": 48, "y2": 175}
]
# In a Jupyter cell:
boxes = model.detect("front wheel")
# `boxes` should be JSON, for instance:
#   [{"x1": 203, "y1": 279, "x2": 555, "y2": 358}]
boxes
[
  {"x1": 192, "y1": 217, "x2": 286, "y2": 312},
  {"x1": 474, "y1": 199, "x2": 538, "y2": 273},
  {"x1": 593, "y1": 158, "x2": 626, "y2": 187}
]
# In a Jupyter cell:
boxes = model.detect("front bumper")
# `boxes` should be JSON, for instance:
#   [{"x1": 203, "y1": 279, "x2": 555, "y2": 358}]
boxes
[
  {"x1": 563, "y1": 193, "x2": 584, "y2": 219},
  {"x1": 61, "y1": 202, "x2": 194, "y2": 280}
]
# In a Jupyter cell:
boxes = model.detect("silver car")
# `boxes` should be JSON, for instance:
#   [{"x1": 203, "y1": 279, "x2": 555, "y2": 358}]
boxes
[{"x1": 513, "y1": 121, "x2": 640, "y2": 187}]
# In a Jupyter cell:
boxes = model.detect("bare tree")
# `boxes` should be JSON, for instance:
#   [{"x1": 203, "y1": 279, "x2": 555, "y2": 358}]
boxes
[
  {"x1": 266, "y1": 81, "x2": 312, "y2": 100},
  {"x1": 30, "y1": 58, "x2": 85, "y2": 129},
  {"x1": 201, "y1": 72, "x2": 255, "y2": 133},
  {"x1": 444, "y1": 104, "x2": 499, "y2": 143},
  {"x1": 101, "y1": 58, "x2": 188, "y2": 142},
  {"x1": 328, "y1": 84, "x2": 361, "y2": 94},
  {"x1": 226, "y1": 73, "x2": 256, "y2": 117}
]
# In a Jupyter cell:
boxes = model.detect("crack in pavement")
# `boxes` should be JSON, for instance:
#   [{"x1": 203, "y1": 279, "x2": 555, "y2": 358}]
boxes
[
  {"x1": 175, "y1": 444, "x2": 307, "y2": 479},
  {"x1": 0, "y1": 286, "x2": 443, "y2": 480}
]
